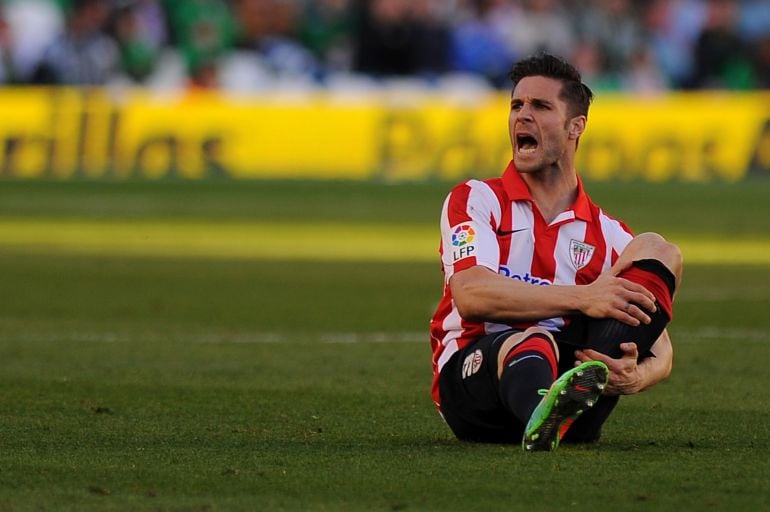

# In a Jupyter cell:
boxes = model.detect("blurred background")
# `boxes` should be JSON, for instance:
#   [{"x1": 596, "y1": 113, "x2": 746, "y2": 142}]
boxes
[
  {"x1": 0, "y1": 0, "x2": 767, "y2": 184},
  {"x1": 0, "y1": 0, "x2": 770, "y2": 92},
  {"x1": 0, "y1": 0, "x2": 767, "y2": 92}
]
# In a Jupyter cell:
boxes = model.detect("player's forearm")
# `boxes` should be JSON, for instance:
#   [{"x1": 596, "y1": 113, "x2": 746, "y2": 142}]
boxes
[
  {"x1": 635, "y1": 331, "x2": 673, "y2": 392},
  {"x1": 450, "y1": 266, "x2": 582, "y2": 323}
]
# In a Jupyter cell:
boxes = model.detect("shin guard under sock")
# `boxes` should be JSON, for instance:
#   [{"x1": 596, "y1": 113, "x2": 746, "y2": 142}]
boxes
[
  {"x1": 586, "y1": 258, "x2": 676, "y2": 358},
  {"x1": 622, "y1": 259, "x2": 676, "y2": 320},
  {"x1": 499, "y1": 334, "x2": 558, "y2": 424}
]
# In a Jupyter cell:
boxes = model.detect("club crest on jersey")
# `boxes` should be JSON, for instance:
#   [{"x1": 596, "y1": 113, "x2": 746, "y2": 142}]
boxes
[
  {"x1": 569, "y1": 240, "x2": 595, "y2": 270},
  {"x1": 461, "y1": 349, "x2": 483, "y2": 379}
]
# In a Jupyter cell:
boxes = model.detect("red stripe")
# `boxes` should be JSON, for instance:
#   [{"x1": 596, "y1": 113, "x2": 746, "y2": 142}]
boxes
[
  {"x1": 558, "y1": 417, "x2": 575, "y2": 439},
  {"x1": 448, "y1": 182, "x2": 473, "y2": 226},
  {"x1": 619, "y1": 266, "x2": 674, "y2": 320},
  {"x1": 502, "y1": 335, "x2": 557, "y2": 379},
  {"x1": 611, "y1": 248, "x2": 620, "y2": 265}
]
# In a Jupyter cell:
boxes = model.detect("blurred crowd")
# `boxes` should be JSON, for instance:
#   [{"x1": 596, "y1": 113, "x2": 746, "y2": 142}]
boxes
[{"x1": 0, "y1": 0, "x2": 768, "y2": 92}]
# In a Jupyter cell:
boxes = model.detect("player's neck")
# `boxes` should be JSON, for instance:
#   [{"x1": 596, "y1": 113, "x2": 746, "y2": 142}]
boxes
[{"x1": 521, "y1": 166, "x2": 579, "y2": 224}]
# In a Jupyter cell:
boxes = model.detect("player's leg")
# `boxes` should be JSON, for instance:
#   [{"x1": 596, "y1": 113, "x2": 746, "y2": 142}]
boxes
[
  {"x1": 619, "y1": 232, "x2": 683, "y2": 288},
  {"x1": 438, "y1": 327, "x2": 563, "y2": 443},
  {"x1": 438, "y1": 326, "x2": 613, "y2": 447},
  {"x1": 521, "y1": 359, "x2": 609, "y2": 451},
  {"x1": 495, "y1": 327, "x2": 609, "y2": 451},
  {"x1": 496, "y1": 327, "x2": 560, "y2": 423},
  {"x1": 587, "y1": 232, "x2": 681, "y2": 358},
  {"x1": 437, "y1": 329, "x2": 529, "y2": 443},
  {"x1": 562, "y1": 233, "x2": 682, "y2": 443}
]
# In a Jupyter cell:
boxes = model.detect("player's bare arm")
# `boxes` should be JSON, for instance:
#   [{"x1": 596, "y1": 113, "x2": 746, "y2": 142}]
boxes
[
  {"x1": 574, "y1": 330, "x2": 673, "y2": 395},
  {"x1": 449, "y1": 264, "x2": 657, "y2": 327}
]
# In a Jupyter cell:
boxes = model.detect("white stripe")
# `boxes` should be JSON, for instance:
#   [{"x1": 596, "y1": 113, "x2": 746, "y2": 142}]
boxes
[
  {"x1": 441, "y1": 302, "x2": 464, "y2": 340},
  {"x1": 505, "y1": 202, "x2": 535, "y2": 272},
  {"x1": 437, "y1": 338, "x2": 459, "y2": 372},
  {"x1": 554, "y1": 221, "x2": 587, "y2": 285},
  {"x1": 598, "y1": 209, "x2": 633, "y2": 269},
  {"x1": 507, "y1": 354, "x2": 544, "y2": 368},
  {"x1": 550, "y1": 210, "x2": 575, "y2": 225},
  {"x1": 436, "y1": 304, "x2": 464, "y2": 371},
  {"x1": 537, "y1": 317, "x2": 564, "y2": 331},
  {"x1": 484, "y1": 322, "x2": 512, "y2": 334},
  {"x1": 467, "y1": 179, "x2": 503, "y2": 228},
  {"x1": 466, "y1": 180, "x2": 504, "y2": 271}
]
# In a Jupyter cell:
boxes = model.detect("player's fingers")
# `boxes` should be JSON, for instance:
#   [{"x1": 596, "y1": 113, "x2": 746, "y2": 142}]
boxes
[
  {"x1": 620, "y1": 342, "x2": 639, "y2": 358},
  {"x1": 619, "y1": 279, "x2": 657, "y2": 311},
  {"x1": 574, "y1": 350, "x2": 590, "y2": 364},
  {"x1": 617, "y1": 276, "x2": 653, "y2": 297},
  {"x1": 611, "y1": 303, "x2": 642, "y2": 327},
  {"x1": 607, "y1": 258, "x2": 632, "y2": 277},
  {"x1": 575, "y1": 348, "x2": 613, "y2": 365},
  {"x1": 623, "y1": 302, "x2": 651, "y2": 325}
]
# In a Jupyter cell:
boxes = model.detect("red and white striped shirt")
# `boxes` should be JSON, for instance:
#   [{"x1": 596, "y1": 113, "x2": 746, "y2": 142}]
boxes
[{"x1": 429, "y1": 162, "x2": 634, "y2": 407}]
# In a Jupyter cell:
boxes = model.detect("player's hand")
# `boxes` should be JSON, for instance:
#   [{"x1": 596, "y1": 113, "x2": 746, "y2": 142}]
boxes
[
  {"x1": 579, "y1": 266, "x2": 657, "y2": 326},
  {"x1": 574, "y1": 343, "x2": 643, "y2": 396}
]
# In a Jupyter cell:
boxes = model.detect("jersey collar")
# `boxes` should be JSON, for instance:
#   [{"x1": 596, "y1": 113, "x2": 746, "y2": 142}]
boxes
[{"x1": 501, "y1": 160, "x2": 593, "y2": 223}]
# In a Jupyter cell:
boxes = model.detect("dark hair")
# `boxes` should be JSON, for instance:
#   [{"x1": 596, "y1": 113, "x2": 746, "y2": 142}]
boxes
[{"x1": 509, "y1": 53, "x2": 594, "y2": 118}]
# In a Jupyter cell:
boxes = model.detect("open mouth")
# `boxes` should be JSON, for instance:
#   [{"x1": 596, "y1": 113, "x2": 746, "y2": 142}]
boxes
[{"x1": 516, "y1": 134, "x2": 539, "y2": 154}]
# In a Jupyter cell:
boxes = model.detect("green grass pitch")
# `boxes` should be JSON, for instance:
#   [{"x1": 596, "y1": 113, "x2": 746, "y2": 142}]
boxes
[{"x1": 0, "y1": 179, "x2": 768, "y2": 511}]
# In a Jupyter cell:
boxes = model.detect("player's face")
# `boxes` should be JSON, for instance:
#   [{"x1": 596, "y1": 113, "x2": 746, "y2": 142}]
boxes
[{"x1": 508, "y1": 76, "x2": 581, "y2": 174}]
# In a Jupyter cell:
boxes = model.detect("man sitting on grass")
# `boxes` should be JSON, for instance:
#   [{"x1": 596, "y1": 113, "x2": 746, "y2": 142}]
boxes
[{"x1": 429, "y1": 53, "x2": 683, "y2": 451}]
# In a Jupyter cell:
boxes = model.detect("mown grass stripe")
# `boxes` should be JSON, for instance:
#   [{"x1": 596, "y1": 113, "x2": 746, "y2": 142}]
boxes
[
  {"x1": 0, "y1": 327, "x2": 766, "y2": 345},
  {"x1": 1, "y1": 218, "x2": 770, "y2": 264}
]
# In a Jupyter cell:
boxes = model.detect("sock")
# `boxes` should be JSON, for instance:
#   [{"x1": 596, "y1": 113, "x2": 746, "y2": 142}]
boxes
[
  {"x1": 621, "y1": 258, "x2": 676, "y2": 320},
  {"x1": 499, "y1": 334, "x2": 558, "y2": 424},
  {"x1": 586, "y1": 258, "x2": 676, "y2": 358}
]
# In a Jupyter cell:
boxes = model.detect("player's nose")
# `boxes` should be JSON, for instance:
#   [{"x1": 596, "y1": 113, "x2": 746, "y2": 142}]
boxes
[{"x1": 517, "y1": 103, "x2": 534, "y2": 120}]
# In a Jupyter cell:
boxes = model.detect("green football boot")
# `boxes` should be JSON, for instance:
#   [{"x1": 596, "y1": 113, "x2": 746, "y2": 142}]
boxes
[{"x1": 522, "y1": 360, "x2": 609, "y2": 451}]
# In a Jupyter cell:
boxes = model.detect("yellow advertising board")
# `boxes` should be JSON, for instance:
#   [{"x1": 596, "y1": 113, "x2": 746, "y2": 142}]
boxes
[{"x1": 0, "y1": 88, "x2": 766, "y2": 181}]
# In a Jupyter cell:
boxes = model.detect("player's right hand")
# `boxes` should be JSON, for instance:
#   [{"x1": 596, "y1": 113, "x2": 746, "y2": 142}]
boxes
[{"x1": 580, "y1": 271, "x2": 657, "y2": 326}]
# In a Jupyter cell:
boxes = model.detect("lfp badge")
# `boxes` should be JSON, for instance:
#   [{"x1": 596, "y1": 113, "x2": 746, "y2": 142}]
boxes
[
  {"x1": 451, "y1": 224, "x2": 476, "y2": 262},
  {"x1": 452, "y1": 224, "x2": 475, "y2": 246}
]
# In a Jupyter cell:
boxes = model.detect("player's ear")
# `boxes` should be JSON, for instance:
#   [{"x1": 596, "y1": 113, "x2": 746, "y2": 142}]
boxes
[{"x1": 568, "y1": 116, "x2": 586, "y2": 140}]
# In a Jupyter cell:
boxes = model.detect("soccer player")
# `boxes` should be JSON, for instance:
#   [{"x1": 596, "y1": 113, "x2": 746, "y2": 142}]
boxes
[{"x1": 429, "y1": 53, "x2": 683, "y2": 451}]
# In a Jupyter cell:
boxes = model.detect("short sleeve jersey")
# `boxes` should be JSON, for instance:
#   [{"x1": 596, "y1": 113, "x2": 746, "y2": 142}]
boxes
[{"x1": 429, "y1": 162, "x2": 634, "y2": 407}]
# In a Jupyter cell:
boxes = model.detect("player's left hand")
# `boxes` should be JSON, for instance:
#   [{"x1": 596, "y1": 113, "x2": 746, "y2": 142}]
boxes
[{"x1": 574, "y1": 342, "x2": 643, "y2": 396}]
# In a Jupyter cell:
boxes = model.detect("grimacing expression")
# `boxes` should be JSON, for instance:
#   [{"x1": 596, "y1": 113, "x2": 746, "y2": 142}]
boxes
[{"x1": 508, "y1": 76, "x2": 585, "y2": 173}]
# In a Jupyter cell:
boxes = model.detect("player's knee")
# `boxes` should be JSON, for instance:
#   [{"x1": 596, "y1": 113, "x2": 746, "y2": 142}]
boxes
[
  {"x1": 523, "y1": 326, "x2": 556, "y2": 345},
  {"x1": 496, "y1": 327, "x2": 559, "y2": 377},
  {"x1": 513, "y1": 327, "x2": 559, "y2": 360},
  {"x1": 640, "y1": 233, "x2": 682, "y2": 282},
  {"x1": 626, "y1": 232, "x2": 683, "y2": 280},
  {"x1": 628, "y1": 232, "x2": 667, "y2": 255}
]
